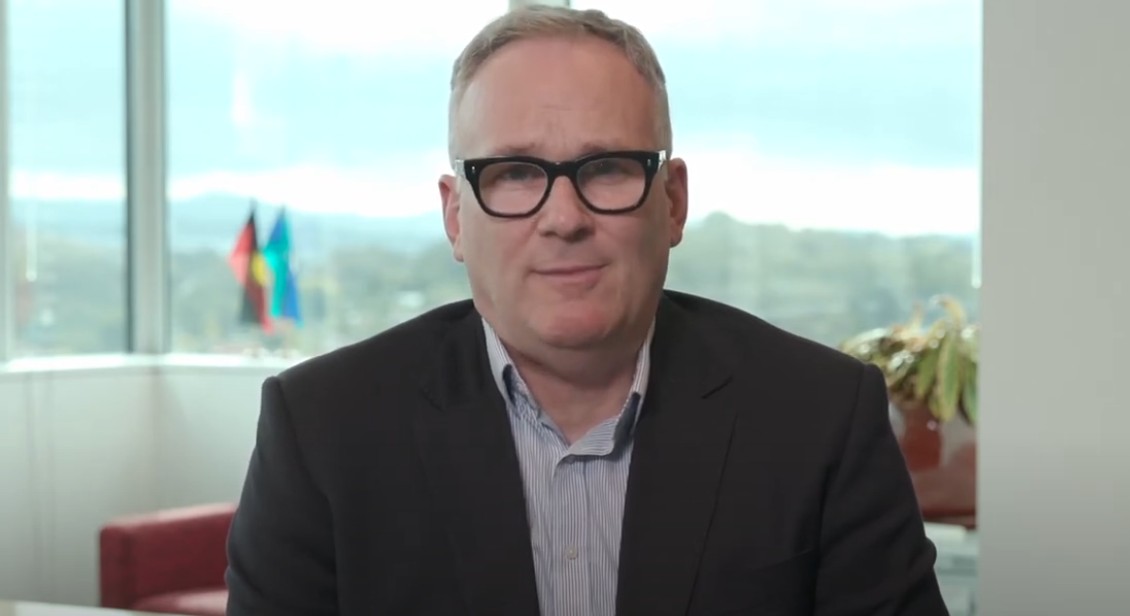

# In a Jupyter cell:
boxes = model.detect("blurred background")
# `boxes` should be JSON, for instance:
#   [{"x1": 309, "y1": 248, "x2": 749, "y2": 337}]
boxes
[{"x1": 2, "y1": 1, "x2": 1128, "y2": 615}]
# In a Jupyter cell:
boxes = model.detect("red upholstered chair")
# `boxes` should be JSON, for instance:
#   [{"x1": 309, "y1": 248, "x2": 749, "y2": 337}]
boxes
[{"x1": 99, "y1": 502, "x2": 235, "y2": 616}]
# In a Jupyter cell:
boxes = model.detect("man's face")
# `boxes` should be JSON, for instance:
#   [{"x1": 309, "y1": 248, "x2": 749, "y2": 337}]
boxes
[{"x1": 439, "y1": 35, "x2": 688, "y2": 353}]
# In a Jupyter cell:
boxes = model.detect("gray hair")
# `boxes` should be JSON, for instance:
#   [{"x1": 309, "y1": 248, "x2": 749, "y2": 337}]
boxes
[{"x1": 447, "y1": 4, "x2": 672, "y2": 158}]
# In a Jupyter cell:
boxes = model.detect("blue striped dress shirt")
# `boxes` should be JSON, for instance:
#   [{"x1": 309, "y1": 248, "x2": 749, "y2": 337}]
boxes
[{"x1": 481, "y1": 318, "x2": 653, "y2": 616}]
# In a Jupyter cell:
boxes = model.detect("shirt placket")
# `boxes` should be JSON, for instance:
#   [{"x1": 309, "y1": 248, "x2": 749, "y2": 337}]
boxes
[{"x1": 548, "y1": 452, "x2": 591, "y2": 616}]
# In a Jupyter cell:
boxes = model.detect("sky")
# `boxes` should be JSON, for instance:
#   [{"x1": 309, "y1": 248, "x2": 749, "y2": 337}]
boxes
[
  {"x1": 176, "y1": 0, "x2": 978, "y2": 53},
  {"x1": 7, "y1": 0, "x2": 981, "y2": 236}
]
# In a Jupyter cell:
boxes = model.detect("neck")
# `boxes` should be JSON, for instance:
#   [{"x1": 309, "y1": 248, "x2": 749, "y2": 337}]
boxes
[{"x1": 506, "y1": 330, "x2": 647, "y2": 444}]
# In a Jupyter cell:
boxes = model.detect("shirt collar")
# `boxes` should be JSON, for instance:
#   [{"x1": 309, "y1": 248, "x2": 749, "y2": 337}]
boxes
[{"x1": 481, "y1": 317, "x2": 654, "y2": 410}]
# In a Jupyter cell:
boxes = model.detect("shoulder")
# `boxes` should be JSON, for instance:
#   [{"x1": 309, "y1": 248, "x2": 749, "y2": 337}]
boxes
[
  {"x1": 272, "y1": 299, "x2": 478, "y2": 403},
  {"x1": 660, "y1": 293, "x2": 892, "y2": 481},
  {"x1": 660, "y1": 289, "x2": 879, "y2": 432},
  {"x1": 662, "y1": 289, "x2": 867, "y2": 379}
]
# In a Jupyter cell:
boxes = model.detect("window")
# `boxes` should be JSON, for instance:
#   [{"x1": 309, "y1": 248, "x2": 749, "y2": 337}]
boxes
[
  {"x1": 166, "y1": 0, "x2": 507, "y2": 355},
  {"x1": 573, "y1": 0, "x2": 981, "y2": 346},
  {"x1": 8, "y1": 0, "x2": 127, "y2": 357},
  {"x1": 166, "y1": 0, "x2": 979, "y2": 356}
]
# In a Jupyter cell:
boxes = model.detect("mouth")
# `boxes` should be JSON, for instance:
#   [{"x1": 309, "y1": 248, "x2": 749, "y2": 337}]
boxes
[
  {"x1": 536, "y1": 264, "x2": 605, "y2": 276},
  {"x1": 533, "y1": 264, "x2": 607, "y2": 284}
]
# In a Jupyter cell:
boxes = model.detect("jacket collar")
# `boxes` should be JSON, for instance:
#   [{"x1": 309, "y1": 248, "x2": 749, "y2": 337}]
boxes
[{"x1": 415, "y1": 293, "x2": 737, "y2": 616}]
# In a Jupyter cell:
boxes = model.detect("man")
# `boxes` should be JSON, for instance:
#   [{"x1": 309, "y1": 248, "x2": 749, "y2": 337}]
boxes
[{"x1": 225, "y1": 5, "x2": 949, "y2": 616}]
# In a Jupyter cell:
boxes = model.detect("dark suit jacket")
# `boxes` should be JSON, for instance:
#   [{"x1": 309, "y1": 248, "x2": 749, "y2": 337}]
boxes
[{"x1": 225, "y1": 291, "x2": 949, "y2": 616}]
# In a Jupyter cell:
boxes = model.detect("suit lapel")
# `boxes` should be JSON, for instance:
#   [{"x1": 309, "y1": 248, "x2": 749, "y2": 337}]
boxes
[
  {"x1": 414, "y1": 311, "x2": 541, "y2": 616},
  {"x1": 616, "y1": 296, "x2": 737, "y2": 616}
]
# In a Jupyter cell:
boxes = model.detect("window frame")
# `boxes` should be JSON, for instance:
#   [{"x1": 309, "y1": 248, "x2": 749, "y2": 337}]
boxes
[
  {"x1": 125, "y1": 0, "x2": 170, "y2": 355},
  {"x1": 0, "y1": 0, "x2": 11, "y2": 362}
]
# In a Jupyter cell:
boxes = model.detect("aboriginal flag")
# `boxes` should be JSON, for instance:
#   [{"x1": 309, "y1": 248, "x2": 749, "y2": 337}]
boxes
[{"x1": 228, "y1": 204, "x2": 273, "y2": 333}]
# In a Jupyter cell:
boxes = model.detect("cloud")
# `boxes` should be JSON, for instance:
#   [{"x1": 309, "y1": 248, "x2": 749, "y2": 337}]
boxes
[
  {"x1": 577, "y1": 0, "x2": 978, "y2": 48},
  {"x1": 173, "y1": 0, "x2": 506, "y2": 56},
  {"x1": 677, "y1": 141, "x2": 979, "y2": 235}
]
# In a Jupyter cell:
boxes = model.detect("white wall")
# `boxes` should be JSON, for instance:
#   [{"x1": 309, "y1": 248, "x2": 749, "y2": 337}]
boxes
[
  {"x1": 0, "y1": 360, "x2": 276, "y2": 607},
  {"x1": 153, "y1": 364, "x2": 274, "y2": 509},
  {"x1": 0, "y1": 363, "x2": 159, "y2": 606},
  {"x1": 979, "y1": 1, "x2": 1130, "y2": 615},
  {"x1": 0, "y1": 376, "x2": 36, "y2": 603}
]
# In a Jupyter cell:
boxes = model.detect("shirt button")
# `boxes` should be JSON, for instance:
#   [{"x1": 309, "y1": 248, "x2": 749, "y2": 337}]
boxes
[{"x1": 565, "y1": 546, "x2": 578, "y2": 560}]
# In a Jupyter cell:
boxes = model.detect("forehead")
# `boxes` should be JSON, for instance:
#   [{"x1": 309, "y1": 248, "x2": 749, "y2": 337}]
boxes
[{"x1": 454, "y1": 36, "x2": 659, "y2": 158}]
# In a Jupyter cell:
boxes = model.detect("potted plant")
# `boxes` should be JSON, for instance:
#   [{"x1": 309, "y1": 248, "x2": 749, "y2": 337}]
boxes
[{"x1": 840, "y1": 296, "x2": 978, "y2": 527}]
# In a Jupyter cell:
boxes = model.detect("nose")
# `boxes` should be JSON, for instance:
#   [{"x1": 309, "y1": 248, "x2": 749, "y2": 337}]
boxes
[{"x1": 534, "y1": 175, "x2": 595, "y2": 240}]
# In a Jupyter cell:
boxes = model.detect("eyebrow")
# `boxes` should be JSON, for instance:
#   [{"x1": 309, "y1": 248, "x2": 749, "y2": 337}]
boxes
[{"x1": 487, "y1": 140, "x2": 637, "y2": 159}]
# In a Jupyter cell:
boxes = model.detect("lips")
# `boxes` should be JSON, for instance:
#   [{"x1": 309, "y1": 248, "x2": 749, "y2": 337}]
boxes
[
  {"x1": 535, "y1": 264, "x2": 605, "y2": 276},
  {"x1": 533, "y1": 264, "x2": 607, "y2": 287}
]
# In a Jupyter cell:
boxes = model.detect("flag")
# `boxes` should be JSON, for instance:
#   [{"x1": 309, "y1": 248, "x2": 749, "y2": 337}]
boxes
[
  {"x1": 262, "y1": 208, "x2": 303, "y2": 325},
  {"x1": 228, "y1": 205, "x2": 272, "y2": 333}
]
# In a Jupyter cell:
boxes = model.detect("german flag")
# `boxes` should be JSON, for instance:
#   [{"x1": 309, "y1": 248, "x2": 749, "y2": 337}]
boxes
[{"x1": 228, "y1": 205, "x2": 272, "y2": 333}]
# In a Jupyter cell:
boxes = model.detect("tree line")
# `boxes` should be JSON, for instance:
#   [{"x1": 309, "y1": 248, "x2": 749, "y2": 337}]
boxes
[{"x1": 13, "y1": 212, "x2": 977, "y2": 358}]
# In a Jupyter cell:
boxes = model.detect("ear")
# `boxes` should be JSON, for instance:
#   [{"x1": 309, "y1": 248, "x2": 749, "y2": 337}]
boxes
[
  {"x1": 663, "y1": 157, "x2": 689, "y2": 248},
  {"x1": 439, "y1": 174, "x2": 465, "y2": 262}
]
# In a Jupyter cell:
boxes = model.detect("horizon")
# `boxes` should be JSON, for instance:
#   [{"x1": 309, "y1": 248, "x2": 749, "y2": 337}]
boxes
[{"x1": 10, "y1": 143, "x2": 979, "y2": 238}]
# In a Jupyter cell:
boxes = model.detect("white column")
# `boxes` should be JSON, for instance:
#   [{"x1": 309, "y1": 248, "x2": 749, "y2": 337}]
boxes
[
  {"x1": 0, "y1": 0, "x2": 11, "y2": 362},
  {"x1": 125, "y1": 0, "x2": 169, "y2": 354},
  {"x1": 981, "y1": 1, "x2": 1130, "y2": 614}
]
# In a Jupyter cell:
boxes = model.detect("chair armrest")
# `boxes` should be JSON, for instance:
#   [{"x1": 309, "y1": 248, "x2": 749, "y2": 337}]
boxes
[{"x1": 99, "y1": 502, "x2": 236, "y2": 608}]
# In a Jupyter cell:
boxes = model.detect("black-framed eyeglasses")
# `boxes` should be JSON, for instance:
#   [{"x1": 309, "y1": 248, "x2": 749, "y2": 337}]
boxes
[{"x1": 454, "y1": 149, "x2": 668, "y2": 219}]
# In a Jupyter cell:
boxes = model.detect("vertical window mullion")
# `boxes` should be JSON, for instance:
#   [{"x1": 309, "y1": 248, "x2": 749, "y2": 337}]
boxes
[
  {"x1": 0, "y1": 0, "x2": 12, "y2": 363},
  {"x1": 125, "y1": 0, "x2": 169, "y2": 354}
]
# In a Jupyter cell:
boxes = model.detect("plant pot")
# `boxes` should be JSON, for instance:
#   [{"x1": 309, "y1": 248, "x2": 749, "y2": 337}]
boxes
[{"x1": 890, "y1": 398, "x2": 977, "y2": 528}]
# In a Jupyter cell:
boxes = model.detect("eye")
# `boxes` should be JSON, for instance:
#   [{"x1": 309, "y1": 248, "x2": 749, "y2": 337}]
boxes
[
  {"x1": 589, "y1": 159, "x2": 630, "y2": 176},
  {"x1": 499, "y1": 165, "x2": 540, "y2": 181},
  {"x1": 580, "y1": 157, "x2": 646, "y2": 185},
  {"x1": 479, "y1": 162, "x2": 545, "y2": 188}
]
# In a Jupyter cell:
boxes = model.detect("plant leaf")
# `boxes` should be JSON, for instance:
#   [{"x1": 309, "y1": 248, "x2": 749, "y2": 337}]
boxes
[
  {"x1": 935, "y1": 294, "x2": 967, "y2": 326},
  {"x1": 960, "y1": 326, "x2": 979, "y2": 357},
  {"x1": 888, "y1": 349, "x2": 920, "y2": 392},
  {"x1": 928, "y1": 381, "x2": 943, "y2": 419},
  {"x1": 914, "y1": 344, "x2": 939, "y2": 400},
  {"x1": 961, "y1": 368, "x2": 978, "y2": 424},
  {"x1": 934, "y1": 331, "x2": 960, "y2": 422}
]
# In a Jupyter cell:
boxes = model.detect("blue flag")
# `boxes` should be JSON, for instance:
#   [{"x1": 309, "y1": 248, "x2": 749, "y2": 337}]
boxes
[{"x1": 262, "y1": 208, "x2": 302, "y2": 325}]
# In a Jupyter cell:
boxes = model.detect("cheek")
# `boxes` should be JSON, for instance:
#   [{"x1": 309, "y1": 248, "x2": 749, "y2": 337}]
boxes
[
  {"x1": 594, "y1": 228, "x2": 660, "y2": 292},
  {"x1": 624, "y1": 215, "x2": 671, "y2": 261},
  {"x1": 463, "y1": 221, "x2": 526, "y2": 277}
]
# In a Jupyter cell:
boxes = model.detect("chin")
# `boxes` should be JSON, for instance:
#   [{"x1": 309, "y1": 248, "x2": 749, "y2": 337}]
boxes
[{"x1": 532, "y1": 307, "x2": 615, "y2": 349}]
